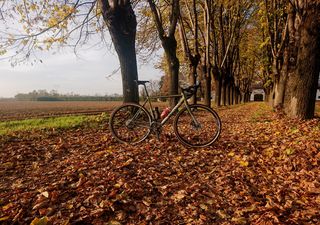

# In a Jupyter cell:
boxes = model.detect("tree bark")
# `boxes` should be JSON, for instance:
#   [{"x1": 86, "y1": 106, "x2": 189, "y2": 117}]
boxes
[
  {"x1": 264, "y1": 87, "x2": 272, "y2": 103},
  {"x1": 147, "y1": 0, "x2": 180, "y2": 108},
  {"x1": 162, "y1": 36, "x2": 180, "y2": 107},
  {"x1": 202, "y1": 0, "x2": 212, "y2": 107},
  {"x1": 274, "y1": 45, "x2": 289, "y2": 108},
  {"x1": 100, "y1": 0, "x2": 139, "y2": 103},
  {"x1": 231, "y1": 85, "x2": 235, "y2": 105},
  {"x1": 284, "y1": 1, "x2": 320, "y2": 119},
  {"x1": 213, "y1": 67, "x2": 222, "y2": 107},
  {"x1": 221, "y1": 78, "x2": 227, "y2": 106},
  {"x1": 203, "y1": 65, "x2": 212, "y2": 107},
  {"x1": 226, "y1": 81, "x2": 231, "y2": 105},
  {"x1": 190, "y1": 60, "x2": 199, "y2": 104},
  {"x1": 178, "y1": 2, "x2": 200, "y2": 105}
]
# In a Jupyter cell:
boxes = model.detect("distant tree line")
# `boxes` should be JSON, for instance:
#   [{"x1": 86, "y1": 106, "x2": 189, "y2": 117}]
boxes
[{"x1": 14, "y1": 90, "x2": 123, "y2": 101}]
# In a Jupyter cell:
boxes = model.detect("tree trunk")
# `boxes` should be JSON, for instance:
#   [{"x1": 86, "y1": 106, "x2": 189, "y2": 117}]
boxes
[
  {"x1": 162, "y1": 36, "x2": 180, "y2": 107},
  {"x1": 190, "y1": 55, "x2": 200, "y2": 104},
  {"x1": 234, "y1": 86, "x2": 238, "y2": 104},
  {"x1": 264, "y1": 86, "x2": 272, "y2": 103},
  {"x1": 203, "y1": 66, "x2": 211, "y2": 107},
  {"x1": 214, "y1": 76, "x2": 222, "y2": 107},
  {"x1": 231, "y1": 85, "x2": 235, "y2": 105},
  {"x1": 284, "y1": 2, "x2": 320, "y2": 119},
  {"x1": 221, "y1": 79, "x2": 227, "y2": 106},
  {"x1": 244, "y1": 92, "x2": 250, "y2": 103},
  {"x1": 273, "y1": 78, "x2": 286, "y2": 107},
  {"x1": 190, "y1": 66, "x2": 197, "y2": 105},
  {"x1": 100, "y1": 0, "x2": 139, "y2": 103},
  {"x1": 203, "y1": 0, "x2": 212, "y2": 107},
  {"x1": 147, "y1": 0, "x2": 180, "y2": 108},
  {"x1": 274, "y1": 46, "x2": 289, "y2": 108},
  {"x1": 226, "y1": 82, "x2": 231, "y2": 105}
]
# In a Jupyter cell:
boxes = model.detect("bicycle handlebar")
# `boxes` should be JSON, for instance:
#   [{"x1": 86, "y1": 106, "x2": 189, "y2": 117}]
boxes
[{"x1": 135, "y1": 79, "x2": 200, "y2": 99}]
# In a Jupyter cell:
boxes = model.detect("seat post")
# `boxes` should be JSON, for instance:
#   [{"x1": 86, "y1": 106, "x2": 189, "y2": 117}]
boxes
[{"x1": 142, "y1": 84, "x2": 150, "y2": 100}]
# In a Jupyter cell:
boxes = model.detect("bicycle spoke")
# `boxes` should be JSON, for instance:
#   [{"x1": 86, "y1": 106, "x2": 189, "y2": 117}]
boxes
[
  {"x1": 109, "y1": 103, "x2": 151, "y2": 144},
  {"x1": 174, "y1": 105, "x2": 221, "y2": 147}
]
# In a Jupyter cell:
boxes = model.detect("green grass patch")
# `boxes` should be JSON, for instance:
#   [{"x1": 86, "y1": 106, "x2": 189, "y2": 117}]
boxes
[
  {"x1": 250, "y1": 103, "x2": 272, "y2": 122},
  {"x1": 0, "y1": 113, "x2": 109, "y2": 135}
]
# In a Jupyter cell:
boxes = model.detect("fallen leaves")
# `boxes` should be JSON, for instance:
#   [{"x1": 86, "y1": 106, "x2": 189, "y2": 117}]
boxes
[
  {"x1": 30, "y1": 217, "x2": 48, "y2": 225},
  {"x1": 0, "y1": 103, "x2": 319, "y2": 224},
  {"x1": 171, "y1": 190, "x2": 187, "y2": 203}
]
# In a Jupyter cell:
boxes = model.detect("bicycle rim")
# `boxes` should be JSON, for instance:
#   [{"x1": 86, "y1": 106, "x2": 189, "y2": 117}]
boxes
[
  {"x1": 109, "y1": 103, "x2": 151, "y2": 144},
  {"x1": 174, "y1": 104, "x2": 221, "y2": 147}
]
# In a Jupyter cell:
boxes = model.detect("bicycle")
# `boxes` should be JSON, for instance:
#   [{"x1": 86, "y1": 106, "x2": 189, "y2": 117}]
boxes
[{"x1": 109, "y1": 80, "x2": 221, "y2": 147}]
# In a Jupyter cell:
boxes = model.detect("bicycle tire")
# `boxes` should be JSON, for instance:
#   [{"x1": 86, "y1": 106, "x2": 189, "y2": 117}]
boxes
[
  {"x1": 173, "y1": 104, "x2": 221, "y2": 147},
  {"x1": 109, "y1": 103, "x2": 152, "y2": 144}
]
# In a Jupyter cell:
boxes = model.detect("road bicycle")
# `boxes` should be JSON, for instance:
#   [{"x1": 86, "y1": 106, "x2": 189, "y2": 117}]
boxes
[{"x1": 109, "y1": 80, "x2": 221, "y2": 147}]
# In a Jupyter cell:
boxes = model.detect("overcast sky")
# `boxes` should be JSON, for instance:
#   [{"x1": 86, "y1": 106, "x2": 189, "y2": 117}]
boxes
[
  {"x1": 0, "y1": 6, "x2": 163, "y2": 98},
  {"x1": 0, "y1": 46, "x2": 162, "y2": 98}
]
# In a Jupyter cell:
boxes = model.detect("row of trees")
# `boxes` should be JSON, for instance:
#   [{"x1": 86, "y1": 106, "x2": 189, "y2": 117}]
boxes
[
  {"x1": 0, "y1": 0, "x2": 319, "y2": 119},
  {"x1": 14, "y1": 90, "x2": 123, "y2": 101},
  {"x1": 258, "y1": 0, "x2": 320, "y2": 118}
]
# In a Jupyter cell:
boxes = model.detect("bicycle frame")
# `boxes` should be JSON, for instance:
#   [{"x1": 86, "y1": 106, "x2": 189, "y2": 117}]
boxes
[{"x1": 139, "y1": 84, "x2": 198, "y2": 126}]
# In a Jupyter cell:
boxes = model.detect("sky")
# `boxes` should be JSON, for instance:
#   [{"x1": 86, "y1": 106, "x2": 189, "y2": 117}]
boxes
[
  {"x1": 0, "y1": 47, "x2": 162, "y2": 98},
  {"x1": 0, "y1": 2, "x2": 164, "y2": 98}
]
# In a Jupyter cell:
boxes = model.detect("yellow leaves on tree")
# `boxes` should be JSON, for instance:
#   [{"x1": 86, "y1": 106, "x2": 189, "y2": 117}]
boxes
[
  {"x1": 47, "y1": 17, "x2": 58, "y2": 27},
  {"x1": 0, "y1": 50, "x2": 7, "y2": 56},
  {"x1": 46, "y1": 5, "x2": 76, "y2": 29}
]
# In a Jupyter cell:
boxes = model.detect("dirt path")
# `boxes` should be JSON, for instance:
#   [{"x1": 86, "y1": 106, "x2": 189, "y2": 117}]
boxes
[{"x1": 0, "y1": 103, "x2": 319, "y2": 224}]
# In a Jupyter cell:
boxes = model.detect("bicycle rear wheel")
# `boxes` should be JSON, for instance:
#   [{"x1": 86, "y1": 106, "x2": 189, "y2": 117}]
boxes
[
  {"x1": 109, "y1": 103, "x2": 151, "y2": 144},
  {"x1": 174, "y1": 104, "x2": 221, "y2": 147}
]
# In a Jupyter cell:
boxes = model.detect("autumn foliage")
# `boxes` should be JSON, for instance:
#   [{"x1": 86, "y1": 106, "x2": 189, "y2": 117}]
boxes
[{"x1": 0, "y1": 103, "x2": 319, "y2": 224}]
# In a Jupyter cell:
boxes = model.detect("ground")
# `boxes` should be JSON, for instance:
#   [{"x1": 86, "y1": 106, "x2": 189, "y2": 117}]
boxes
[
  {"x1": 0, "y1": 101, "x2": 122, "y2": 121},
  {"x1": 0, "y1": 102, "x2": 319, "y2": 224}
]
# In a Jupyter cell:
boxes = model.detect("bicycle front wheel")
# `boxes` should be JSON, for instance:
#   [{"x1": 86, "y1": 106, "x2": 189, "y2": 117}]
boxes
[
  {"x1": 109, "y1": 103, "x2": 152, "y2": 144},
  {"x1": 174, "y1": 104, "x2": 221, "y2": 147}
]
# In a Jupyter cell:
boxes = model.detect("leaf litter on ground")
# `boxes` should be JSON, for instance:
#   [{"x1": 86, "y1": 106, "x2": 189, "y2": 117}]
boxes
[{"x1": 0, "y1": 103, "x2": 319, "y2": 224}]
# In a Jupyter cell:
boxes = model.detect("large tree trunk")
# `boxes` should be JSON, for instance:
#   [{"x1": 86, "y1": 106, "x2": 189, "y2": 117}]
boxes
[
  {"x1": 273, "y1": 77, "x2": 286, "y2": 107},
  {"x1": 284, "y1": 2, "x2": 320, "y2": 119},
  {"x1": 264, "y1": 87, "x2": 272, "y2": 103},
  {"x1": 147, "y1": 0, "x2": 180, "y2": 108},
  {"x1": 162, "y1": 36, "x2": 180, "y2": 107},
  {"x1": 100, "y1": 0, "x2": 139, "y2": 103},
  {"x1": 274, "y1": 46, "x2": 289, "y2": 108}
]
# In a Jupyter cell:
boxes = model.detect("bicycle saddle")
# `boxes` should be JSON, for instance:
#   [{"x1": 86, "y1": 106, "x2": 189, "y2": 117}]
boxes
[{"x1": 135, "y1": 80, "x2": 149, "y2": 85}]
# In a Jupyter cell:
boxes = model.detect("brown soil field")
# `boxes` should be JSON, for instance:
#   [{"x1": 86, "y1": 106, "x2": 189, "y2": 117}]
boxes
[
  {"x1": 0, "y1": 101, "x2": 169, "y2": 121},
  {"x1": 0, "y1": 101, "x2": 122, "y2": 121}
]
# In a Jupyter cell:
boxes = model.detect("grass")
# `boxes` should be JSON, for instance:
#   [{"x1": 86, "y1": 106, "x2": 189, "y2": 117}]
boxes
[
  {"x1": 0, "y1": 113, "x2": 109, "y2": 135},
  {"x1": 250, "y1": 102, "x2": 273, "y2": 122}
]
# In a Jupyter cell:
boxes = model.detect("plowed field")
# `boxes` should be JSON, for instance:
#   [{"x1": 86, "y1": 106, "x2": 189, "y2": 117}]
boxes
[{"x1": 0, "y1": 101, "x2": 122, "y2": 121}]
